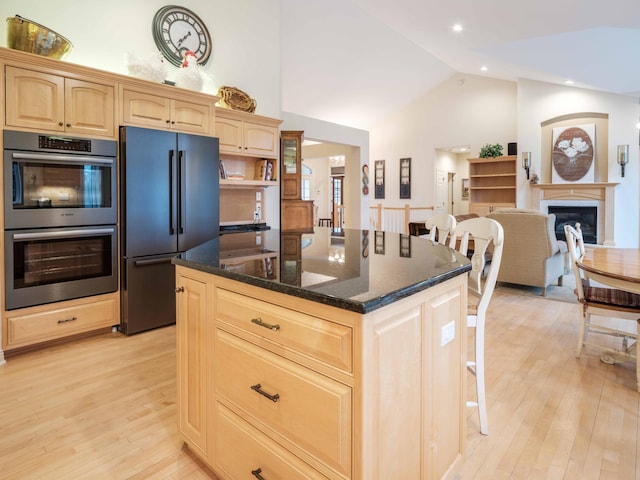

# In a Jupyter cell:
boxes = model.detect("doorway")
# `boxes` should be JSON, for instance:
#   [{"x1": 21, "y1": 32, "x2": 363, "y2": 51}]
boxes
[{"x1": 331, "y1": 175, "x2": 344, "y2": 228}]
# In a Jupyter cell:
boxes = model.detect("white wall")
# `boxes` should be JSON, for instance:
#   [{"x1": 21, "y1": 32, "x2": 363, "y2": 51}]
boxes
[
  {"x1": 518, "y1": 79, "x2": 640, "y2": 247},
  {"x1": 280, "y1": 112, "x2": 369, "y2": 228},
  {"x1": 369, "y1": 74, "x2": 518, "y2": 212},
  {"x1": 1, "y1": 0, "x2": 282, "y2": 118}
]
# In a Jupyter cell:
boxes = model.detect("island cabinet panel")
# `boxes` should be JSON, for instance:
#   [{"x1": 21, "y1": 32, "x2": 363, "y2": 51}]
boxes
[
  {"x1": 175, "y1": 269, "x2": 213, "y2": 464},
  {"x1": 175, "y1": 265, "x2": 467, "y2": 480},
  {"x1": 5, "y1": 66, "x2": 115, "y2": 138}
]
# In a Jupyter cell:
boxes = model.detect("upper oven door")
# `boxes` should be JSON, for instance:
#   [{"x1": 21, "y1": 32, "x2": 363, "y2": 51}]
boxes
[{"x1": 4, "y1": 148, "x2": 117, "y2": 229}]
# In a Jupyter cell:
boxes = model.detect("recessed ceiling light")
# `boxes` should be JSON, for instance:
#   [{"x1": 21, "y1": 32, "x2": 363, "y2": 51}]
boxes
[
  {"x1": 452, "y1": 24, "x2": 463, "y2": 32},
  {"x1": 480, "y1": 66, "x2": 488, "y2": 72},
  {"x1": 565, "y1": 80, "x2": 575, "y2": 85}
]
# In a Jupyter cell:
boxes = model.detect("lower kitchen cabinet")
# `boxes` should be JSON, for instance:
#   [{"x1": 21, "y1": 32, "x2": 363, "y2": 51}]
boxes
[
  {"x1": 2, "y1": 292, "x2": 118, "y2": 350},
  {"x1": 175, "y1": 265, "x2": 467, "y2": 480},
  {"x1": 175, "y1": 268, "x2": 213, "y2": 464}
]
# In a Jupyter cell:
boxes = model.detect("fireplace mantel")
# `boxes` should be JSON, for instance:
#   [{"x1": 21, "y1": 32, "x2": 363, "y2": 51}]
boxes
[{"x1": 530, "y1": 182, "x2": 619, "y2": 245}]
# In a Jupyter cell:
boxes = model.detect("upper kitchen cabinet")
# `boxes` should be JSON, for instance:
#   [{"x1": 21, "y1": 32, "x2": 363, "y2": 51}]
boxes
[
  {"x1": 215, "y1": 107, "x2": 280, "y2": 158},
  {"x1": 120, "y1": 85, "x2": 214, "y2": 135},
  {"x1": 5, "y1": 66, "x2": 115, "y2": 138}
]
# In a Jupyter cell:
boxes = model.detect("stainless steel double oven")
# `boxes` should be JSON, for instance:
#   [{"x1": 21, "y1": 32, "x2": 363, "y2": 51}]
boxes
[{"x1": 3, "y1": 130, "x2": 118, "y2": 310}]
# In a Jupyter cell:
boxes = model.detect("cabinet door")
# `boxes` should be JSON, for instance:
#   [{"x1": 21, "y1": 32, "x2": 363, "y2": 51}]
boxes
[
  {"x1": 65, "y1": 78, "x2": 115, "y2": 137},
  {"x1": 172, "y1": 100, "x2": 211, "y2": 134},
  {"x1": 121, "y1": 89, "x2": 171, "y2": 129},
  {"x1": 5, "y1": 66, "x2": 65, "y2": 132},
  {"x1": 244, "y1": 121, "x2": 278, "y2": 156},
  {"x1": 215, "y1": 116, "x2": 243, "y2": 154},
  {"x1": 176, "y1": 270, "x2": 212, "y2": 462}
]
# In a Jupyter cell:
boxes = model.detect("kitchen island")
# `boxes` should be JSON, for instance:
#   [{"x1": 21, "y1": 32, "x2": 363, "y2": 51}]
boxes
[{"x1": 173, "y1": 228, "x2": 471, "y2": 480}]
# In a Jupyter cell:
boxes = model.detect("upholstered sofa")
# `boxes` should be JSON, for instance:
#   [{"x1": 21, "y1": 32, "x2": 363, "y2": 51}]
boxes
[{"x1": 487, "y1": 208, "x2": 568, "y2": 296}]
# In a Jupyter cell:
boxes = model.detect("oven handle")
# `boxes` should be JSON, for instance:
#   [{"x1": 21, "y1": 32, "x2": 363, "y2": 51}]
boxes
[
  {"x1": 12, "y1": 228, "x2": 115, "y2": 241},
  {"x1": 12, "y1": 152, "x2": 114, "y2": 165}
]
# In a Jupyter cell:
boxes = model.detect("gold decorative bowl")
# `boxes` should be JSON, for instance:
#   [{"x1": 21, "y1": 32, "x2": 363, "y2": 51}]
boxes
[{"x1": 6, "y1": 15, "x2": 73, "y2": 60}]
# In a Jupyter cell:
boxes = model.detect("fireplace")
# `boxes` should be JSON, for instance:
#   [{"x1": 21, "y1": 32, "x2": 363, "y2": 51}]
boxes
[{"x1": 548, "y1": 206, "x2": 597, "y2": 244}]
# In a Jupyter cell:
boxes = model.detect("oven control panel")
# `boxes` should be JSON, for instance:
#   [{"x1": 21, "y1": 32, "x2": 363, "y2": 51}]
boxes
[{"x1": 38, "y1": 135, "x2": 91, "y2": 152}]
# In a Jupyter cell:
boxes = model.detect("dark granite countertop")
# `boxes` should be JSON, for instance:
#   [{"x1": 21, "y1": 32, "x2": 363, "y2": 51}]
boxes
[{"x1": 173, "y1": 228, "x2": 471, "y2": 314}]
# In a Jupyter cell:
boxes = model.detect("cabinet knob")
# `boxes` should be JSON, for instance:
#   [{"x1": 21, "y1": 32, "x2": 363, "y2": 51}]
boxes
[
  {"x1": 166, "y1": 120, "x2": 171, "y2": 124},
  {"x1": 58, "y1": 121, "x2": 64, "y2": 126},
  {"x1": 175, "y1": 286, "x2": 184, "y2": 293},
  {"x1": 66, "y1": 123, "x2": 71, "y2": 128}
]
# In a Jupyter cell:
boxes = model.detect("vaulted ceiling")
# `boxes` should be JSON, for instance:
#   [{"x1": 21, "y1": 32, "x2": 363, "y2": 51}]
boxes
[{"x1": 281, "y1": 0, "x2": 640, "y2": 131}]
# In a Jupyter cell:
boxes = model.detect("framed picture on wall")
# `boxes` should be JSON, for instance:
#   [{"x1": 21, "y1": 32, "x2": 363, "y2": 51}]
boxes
[
  {"x1": 374, "y1": 160, "x2": 385, "y2": 199},
  {"x1": 399, "y1": 157, "x2": 411, "y2": 199},
  {"x1": 374, "y1": 231, "x2": 385, "y2": 254},
  {"x1": 461, "y1": 178, "x2": 469, "y2": 199}
]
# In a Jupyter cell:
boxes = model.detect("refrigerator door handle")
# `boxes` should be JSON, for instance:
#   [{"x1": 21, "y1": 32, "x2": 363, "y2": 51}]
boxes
[
  {"x1": 134, "y1": 257, "x2": 174, "y2": 266},
  {"x1": 169, "y1": 150, "x2": 175, "y2": 235},
  {"x1": 178, "y1": 150, "x2": 185, "y2": 235}
]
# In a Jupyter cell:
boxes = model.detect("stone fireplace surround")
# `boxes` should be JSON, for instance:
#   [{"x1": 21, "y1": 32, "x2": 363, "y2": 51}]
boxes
[{"x1": 530, "y1": 183, "x2": 618, "y2": 246}]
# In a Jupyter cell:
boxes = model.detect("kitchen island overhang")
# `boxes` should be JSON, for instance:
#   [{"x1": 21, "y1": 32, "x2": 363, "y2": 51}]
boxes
[{"x1": 173, "y1": 227, "x2": 471, "y2": 314}]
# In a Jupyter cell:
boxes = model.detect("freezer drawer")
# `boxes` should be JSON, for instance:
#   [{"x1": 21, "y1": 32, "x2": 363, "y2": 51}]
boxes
[{"x1": 121, "y1": 253, "x2": 176, "y2": 335}]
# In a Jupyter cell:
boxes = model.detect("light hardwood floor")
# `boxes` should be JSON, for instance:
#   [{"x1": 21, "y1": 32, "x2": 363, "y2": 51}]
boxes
[{"x1": 0, "y1": 290, "x2": 638, "y2": 479}]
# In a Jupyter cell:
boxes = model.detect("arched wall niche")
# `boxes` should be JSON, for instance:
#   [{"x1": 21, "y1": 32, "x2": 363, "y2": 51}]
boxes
[{"x1": 540, "y1": 112, "x2": 609, "y2": 183}]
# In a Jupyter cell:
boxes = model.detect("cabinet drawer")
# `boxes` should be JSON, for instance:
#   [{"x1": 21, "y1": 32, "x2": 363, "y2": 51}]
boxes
[
  {"x1": 5, "y1": 297, "x2": 117, "y2": 348},
  {"x1": 215, "y1": 330, "x2": 351, "y2": 477},
  {"x1": 216, "y1": 288, "x2": 352, "y2": 373},
  {"x1": 215, "y1": 403, "x2": 331, "y2": 480}
]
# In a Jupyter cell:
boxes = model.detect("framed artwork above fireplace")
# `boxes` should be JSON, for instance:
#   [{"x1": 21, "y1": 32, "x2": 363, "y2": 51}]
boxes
[{"x1": 551, "y1": 123, "x2": 595, "y2": 184}]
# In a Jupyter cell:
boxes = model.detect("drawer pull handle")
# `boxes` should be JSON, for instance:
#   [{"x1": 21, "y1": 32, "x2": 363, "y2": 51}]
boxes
[
  {"x1": 251, "y1": 468, "x2": 266, "y2": 480},
  {"x1": 57, "y1": 316, "x2": 78, "y2": 324},
  {"x1": 251, "y1": 384, "x2": 280, "y2": 402},
  {"x1": 251, "y1": 317, "x2": 280, "y2": 332}
]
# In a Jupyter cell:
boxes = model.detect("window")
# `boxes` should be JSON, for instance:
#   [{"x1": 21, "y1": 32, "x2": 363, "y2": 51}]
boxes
[{"x1": 301, "y1": 178, "x2": 311, "y2": 200}]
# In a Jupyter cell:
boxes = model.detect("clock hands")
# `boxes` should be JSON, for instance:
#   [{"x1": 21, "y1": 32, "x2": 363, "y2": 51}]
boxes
[{"x1": 177, "y1": 31, "x2": 192, "y2": 47}]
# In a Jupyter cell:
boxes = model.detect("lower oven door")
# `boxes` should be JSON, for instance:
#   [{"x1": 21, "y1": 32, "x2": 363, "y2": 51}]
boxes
[{"x1": 4, "y1": 225, "x2": 118, "y2": 310}]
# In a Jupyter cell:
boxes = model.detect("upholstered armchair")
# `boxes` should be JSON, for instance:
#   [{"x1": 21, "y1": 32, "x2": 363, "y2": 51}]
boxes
[{"x1": 487, "y1": 208, "x2": 568, "y2": 296}]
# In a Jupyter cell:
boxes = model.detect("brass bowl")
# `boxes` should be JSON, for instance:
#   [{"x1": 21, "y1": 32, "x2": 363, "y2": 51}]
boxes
[{"x1": 6, "y1": 15, "x2": 73, "y2": 60}]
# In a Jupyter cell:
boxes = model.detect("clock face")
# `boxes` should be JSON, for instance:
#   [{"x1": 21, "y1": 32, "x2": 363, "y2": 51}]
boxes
[{"x1": 152, "y1": 5, "x2": 212, "y2": 68}]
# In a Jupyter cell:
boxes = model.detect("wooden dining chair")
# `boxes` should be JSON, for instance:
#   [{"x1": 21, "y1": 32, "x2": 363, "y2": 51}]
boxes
[
  {"x1": 421, "y1": 213, "x2": 456, "y2": 245},
  {"x1": 449, "y1": 217, "x2": 504, "y2": 435},
  {"x1": 564, "y1": 223, "x2": 640, "y2": 391}
]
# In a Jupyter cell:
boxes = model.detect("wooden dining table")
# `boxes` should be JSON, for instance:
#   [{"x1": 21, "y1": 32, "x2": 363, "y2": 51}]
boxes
[{"x1": 577, "y1": 247, "x2": 640, "y2": 294}]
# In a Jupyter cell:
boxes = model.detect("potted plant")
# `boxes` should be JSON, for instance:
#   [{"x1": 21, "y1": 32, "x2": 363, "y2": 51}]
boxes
[{"x1": 479, "y1": 144, "x2": 503, "y2": 158}]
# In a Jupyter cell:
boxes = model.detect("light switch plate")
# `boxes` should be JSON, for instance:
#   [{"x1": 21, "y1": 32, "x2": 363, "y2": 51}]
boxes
[{"x1": 441, "y1": 321, "x2": 455, "y2": 346}]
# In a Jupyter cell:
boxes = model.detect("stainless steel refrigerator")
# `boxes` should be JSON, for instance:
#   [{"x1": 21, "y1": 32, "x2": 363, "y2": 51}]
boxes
[{"x1": 119, "y1": 126, "x2": 219, "y2": 334}]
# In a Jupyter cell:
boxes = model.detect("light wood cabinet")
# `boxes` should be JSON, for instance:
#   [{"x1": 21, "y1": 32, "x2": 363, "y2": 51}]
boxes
[
  {"x1": 175, "y1": 265, "x2": 467, "y2": 479},
  {"x1": 121, "y1": 86, "x2": 212, "y2": 135},
  {"x1": 3, "y1": 292, "x2": 118, "y2": 350},
  {"x1": 175, "y1": 268, "x2": 213, "y2": 464},
  {"x1": 214, "y1": 107, "x2": 282, "y2": 227},
  {"x1": 467, "y1": 155, "x2": 517, "y2": 216},
  {"x1": 5, "y1": 66, "x2": 115, "y2": 138},
  {"x1": 216, "y1": 108, "x2": 280, "y2": 158}
]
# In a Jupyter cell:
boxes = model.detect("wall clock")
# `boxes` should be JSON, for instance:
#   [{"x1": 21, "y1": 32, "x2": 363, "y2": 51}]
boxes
[{"x1": 152, "y1": 5, "x2": 212, "y2": 68}]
